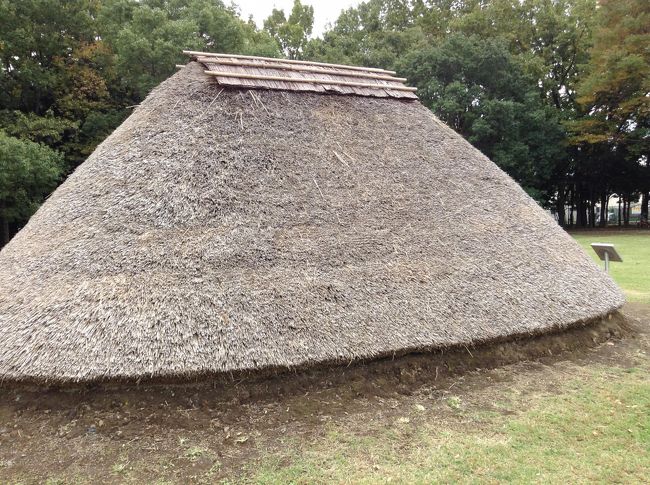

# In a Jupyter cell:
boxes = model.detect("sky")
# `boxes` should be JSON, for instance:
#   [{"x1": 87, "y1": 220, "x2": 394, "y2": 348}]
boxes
[{"x1": 232, "y1": 0, "x2": 363, "y2": 37}]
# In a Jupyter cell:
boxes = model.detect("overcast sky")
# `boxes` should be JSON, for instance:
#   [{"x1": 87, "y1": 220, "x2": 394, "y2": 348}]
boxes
[{"x1": 233, "y1": 0, "x2": 362, "y2": 37}]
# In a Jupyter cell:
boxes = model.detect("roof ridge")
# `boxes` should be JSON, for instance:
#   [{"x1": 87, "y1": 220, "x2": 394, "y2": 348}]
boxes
[
  {"x1": 182, "y1": 50, "x2": 397, "y2": 75},
  {"x1": 195, "y1": 56, "x2": 407, "y2": 82},
  {"x1": 183, "y1": 50, "x2": 418, "y2": 99},
  {"x1": 202, "y1": 70, "x2": 418, "y2": 92}
]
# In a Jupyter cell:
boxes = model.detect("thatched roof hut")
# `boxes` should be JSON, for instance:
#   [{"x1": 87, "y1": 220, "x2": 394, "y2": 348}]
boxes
[{"x1": 0, "y1": 53, "x2": 623, "y2": 384}]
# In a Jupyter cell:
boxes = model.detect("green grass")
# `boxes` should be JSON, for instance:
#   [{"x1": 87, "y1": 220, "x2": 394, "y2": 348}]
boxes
[
  {"x1": 572, "y1": 231, "x2": 650, "y2": 304},
  {"x1": 244, "y1": 367, "x2": 650, "y2": 484}
]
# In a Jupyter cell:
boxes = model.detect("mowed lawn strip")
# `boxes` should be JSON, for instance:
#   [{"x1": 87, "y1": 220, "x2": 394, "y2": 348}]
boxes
[
  {"x1": 243, "y1": 366, "x2": 650, "y2": 484},
  {"x1": 572, "y1": 231, "x2": 650, "y2": 304}
]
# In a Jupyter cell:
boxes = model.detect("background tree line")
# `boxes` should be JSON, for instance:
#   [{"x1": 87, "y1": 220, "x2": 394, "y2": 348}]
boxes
[{"x1": 0, "y1": 0, "x2": 648, "y2": 246}]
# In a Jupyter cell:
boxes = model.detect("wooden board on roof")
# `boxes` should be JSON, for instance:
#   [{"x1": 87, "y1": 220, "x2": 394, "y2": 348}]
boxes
[{"x1": 182, "y1": 51, "x2": 419, "y2": 100}]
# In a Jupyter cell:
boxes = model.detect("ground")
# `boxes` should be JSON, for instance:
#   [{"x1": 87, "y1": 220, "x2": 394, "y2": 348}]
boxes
[{"x1": 1, "y1": 231, "x2": 649, "y2": 484}]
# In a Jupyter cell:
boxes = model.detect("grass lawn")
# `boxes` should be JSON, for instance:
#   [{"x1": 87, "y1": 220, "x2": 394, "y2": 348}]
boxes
[
  {"x1": 245, "y1": 366, "x2": 650, "y2": 484},
  {"x1": 572, "y1": 231, "x2": 650, "y2": 304}
]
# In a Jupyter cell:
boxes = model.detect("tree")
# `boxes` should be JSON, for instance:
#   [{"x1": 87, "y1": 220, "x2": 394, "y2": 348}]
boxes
[
  {"x1": 0, "y1": 0, "x2": 109, "y2": 169},
  {"x1": 100, "y1": 2, "x2": 201, "y2": 99},
  {"x1": 0, "y1": 0, "x2": 99, "y2": 114},
  {"x1": 98, "y1": 0, "x2": 282, "y2": 98},
  {"x1": 400, "y1": 34, "x2": 565, "y2": 201},
  {"x1": 264, "y1": 0, "x2": 314, "y2": 59},
  {"x1": 0, "y1": 132, "x2": 64, "y2": 244},
  {"x1": 453, "y1": 0, "x2": 601, "y2": 113},
  {"x1": 305, "y1": 0, "x2": 423, "y2": 69},
  {"x1": 571, "y1": 0, "x2": 650, "y2": 223}
]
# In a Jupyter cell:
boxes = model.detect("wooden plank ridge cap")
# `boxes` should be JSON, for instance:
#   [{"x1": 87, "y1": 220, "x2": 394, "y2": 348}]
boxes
[
  {"x1": 198, "y1": 56, "x2": 408, "y2": 82},
  {"x1": 203, "y1": 70, "x2": 418, "y2": 92},
  {"x1": 183, "y1": 50, "x2": 397, "y2": 75}
]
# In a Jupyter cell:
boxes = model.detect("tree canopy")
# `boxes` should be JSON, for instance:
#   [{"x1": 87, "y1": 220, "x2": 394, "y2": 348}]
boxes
[
  {"x1": 0, "y1": 131, "x2": 64, "y2": 244},
  {"x1": 264, "y1": 0, "x2": 314, "y2": 59}
]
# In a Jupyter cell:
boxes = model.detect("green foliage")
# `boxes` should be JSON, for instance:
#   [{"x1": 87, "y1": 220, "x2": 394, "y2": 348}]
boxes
[
  {"x1": 264, "y1": 0, "x2": 314, "y2": 59},
  {"x1": 110, "y1": 5, "x2": 201, "y2": 98},
  {"x1": 0, "y1": 111, "x2": 77, "y2": 146},
  {"x1": 0, "y1": 0, "x2": 117, "y2": 170},
  {"x1": 96, "y1": 0, "x2": 282, "y2": 97},
  {"x1": 572, "y1": 0, "x2": 649, "y2": 158},
  {"x1": 567, "y1": 0, "x2": 650, "y2": 223},
  {"x1": 0, "y1": 0, "x2": 99, "y2": 114},
  {"x1": 400, "y1": 34, "x2": 565, "y2": 198},
  {"x1": 0, "y1": 132, "x2": 64, "y2": 242},
  {"x1": 305, "y1": 0, "x2": 424, "y2": 69}
]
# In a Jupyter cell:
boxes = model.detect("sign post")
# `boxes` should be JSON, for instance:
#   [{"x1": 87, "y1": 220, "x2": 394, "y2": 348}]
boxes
[{"x1": 590, "y1": 243, "x2": 622, "y2": 273}]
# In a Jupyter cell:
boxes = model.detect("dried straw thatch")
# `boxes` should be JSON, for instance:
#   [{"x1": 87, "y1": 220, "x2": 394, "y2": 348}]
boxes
[{"x1": 0, "y1": 60, "x2": 623, "y2": 384}]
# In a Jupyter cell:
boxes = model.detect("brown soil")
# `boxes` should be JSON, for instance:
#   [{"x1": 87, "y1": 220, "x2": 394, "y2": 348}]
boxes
[{"x1": 1, "y1": 303, "x2": 648, "y2": 483}]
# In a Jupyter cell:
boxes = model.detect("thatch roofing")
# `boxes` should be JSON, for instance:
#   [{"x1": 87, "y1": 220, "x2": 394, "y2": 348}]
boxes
[{"x1": 0, "y1": 59, "x2": 623, "y2": 384}]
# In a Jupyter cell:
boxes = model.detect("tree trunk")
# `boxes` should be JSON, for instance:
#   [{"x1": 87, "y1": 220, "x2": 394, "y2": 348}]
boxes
[
  {"x1": 577, "y1": 193, "x2": 588, "y2": 227},
  {"x1": 623, "y1": 196, "x2": 630, "y2": 227},
  {"x1": 641, "y1": 192, "x2": 649, "y2": 221},
  {"x1": 618, "y1": 197, "x2": 622, "y2": 226},
  {"x1": 1, "y1": 216, "x2": 8, "y2": 247},
  {"x1": 556, "y1": 189, "x2": 566, "y2": 227},
  {"x1": 599, "y1": 193, "x2": 608, "y2": 227},
  {"x1": 0, "y1": 200, "x2": 9, "y2": 247},
  {"x1": 569, "y1": 187, "x2": 575, "y2": 227}
]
